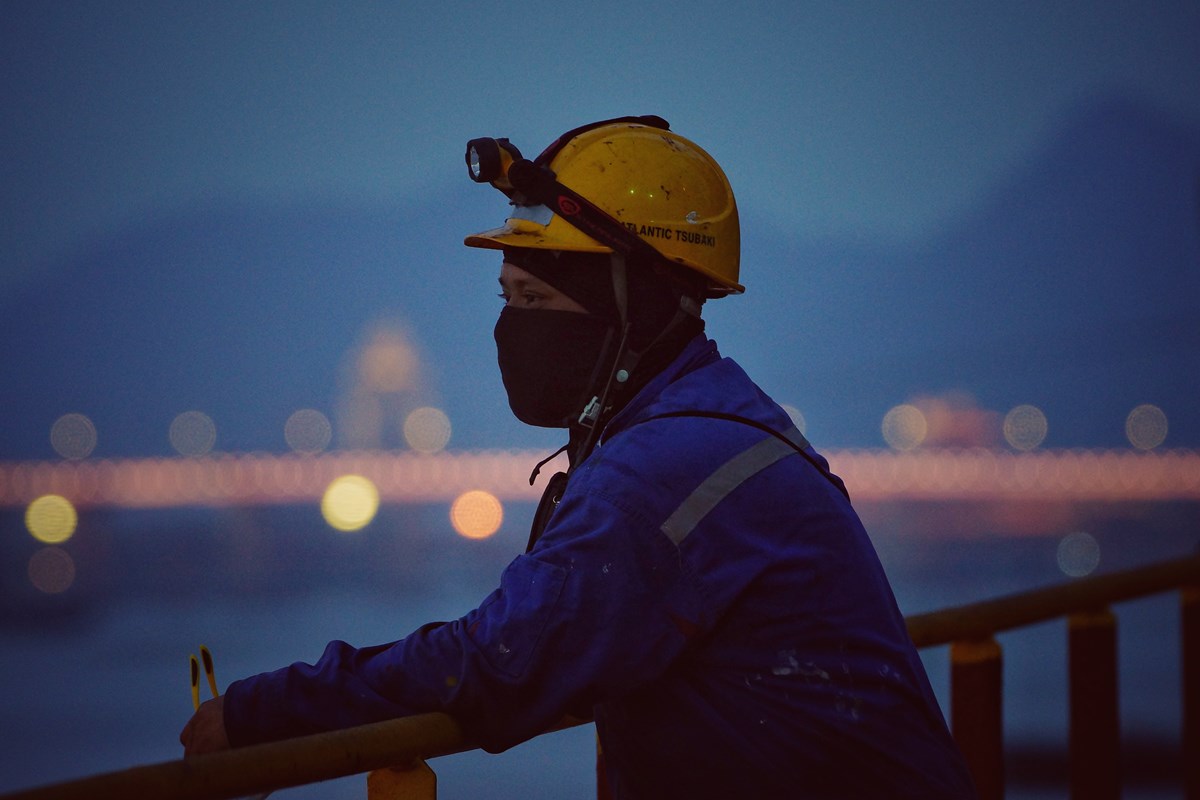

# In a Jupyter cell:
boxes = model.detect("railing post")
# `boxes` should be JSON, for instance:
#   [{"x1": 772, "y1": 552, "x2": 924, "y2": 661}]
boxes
[
  {"x1": 1068, "y1": 608, "x2": 1119, "y2": 800},
  {"x1": 366, "y1": 761, "x2": 436, "y2": 800},
  {"x1": 951, "y1": 637, "x2": 1003, "y2": 800},
  {"x1": 1185, "y1": 586, "x2": 1200, "y2": 800}
]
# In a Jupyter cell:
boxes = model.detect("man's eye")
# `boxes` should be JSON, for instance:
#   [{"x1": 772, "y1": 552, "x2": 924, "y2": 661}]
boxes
[{"x1": 497, "y1": 292, "x2": 509, "y2": 302}]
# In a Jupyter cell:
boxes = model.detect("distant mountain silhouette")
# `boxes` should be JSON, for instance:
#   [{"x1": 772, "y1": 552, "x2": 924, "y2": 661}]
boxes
[
  {"x1": 3, "y1": 92, "x2": 1197, "y2": 459},
  {"x1": 737, "y1": 93, "x2": 1200, "y2": 448},
  {"x1": 0, "y1": 185, "x2": 529, "y2": 458}
]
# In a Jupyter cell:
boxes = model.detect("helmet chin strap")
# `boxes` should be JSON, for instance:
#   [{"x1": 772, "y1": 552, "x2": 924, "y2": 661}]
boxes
[
  {"x1": 565, "y1": 252, "x2": 701, "y2": 471},
  {"x1": 525, "y1": 251, "x2": 703, "y2": 551}
]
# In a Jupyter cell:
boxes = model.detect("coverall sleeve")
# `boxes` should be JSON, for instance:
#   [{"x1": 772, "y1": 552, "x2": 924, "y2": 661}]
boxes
[{"x1": 223, "y1": 485, "x2": 704, "y2": 752}]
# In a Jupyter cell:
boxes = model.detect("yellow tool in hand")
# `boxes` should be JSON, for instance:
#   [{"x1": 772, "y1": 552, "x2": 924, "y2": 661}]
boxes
[
  {"x1": 189, "y1": 644, "x2": 219, "y2": 711},
  {"x1": 187, "y1": 646, "x2": 272, "y2": 799}
]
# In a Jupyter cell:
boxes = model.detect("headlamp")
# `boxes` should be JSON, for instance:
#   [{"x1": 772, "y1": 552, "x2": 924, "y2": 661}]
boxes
[{"x1": 465, "y1": 137, "x2": 521, "y2": 186}]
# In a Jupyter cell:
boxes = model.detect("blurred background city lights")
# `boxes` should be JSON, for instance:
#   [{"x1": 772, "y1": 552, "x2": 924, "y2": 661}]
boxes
[
  {"x1": 320, "y1": 475, "x2": 380, "y2": 532},
  {"x1": 284, "y1": 409, "x2": 333, "y2": 454},
  {"x1": 24, "y1": 494, "x2": 77, "y2": 545},
  {"x1": 49, "y1": 414, "x2": 97, "y2": 460},
  {"x1": 449, "y1": 490, "x2": 504, "y2": 540}
]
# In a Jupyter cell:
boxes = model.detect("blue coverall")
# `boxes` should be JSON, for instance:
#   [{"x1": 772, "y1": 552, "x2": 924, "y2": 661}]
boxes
[{"x1": 225, "y1": 335, "x2": 976, "y2": 798}]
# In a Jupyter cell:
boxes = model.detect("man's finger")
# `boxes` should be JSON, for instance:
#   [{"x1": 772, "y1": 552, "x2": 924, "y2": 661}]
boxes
[{"x1": 179, "y1": 718, "x2": 191, "y2": 749}]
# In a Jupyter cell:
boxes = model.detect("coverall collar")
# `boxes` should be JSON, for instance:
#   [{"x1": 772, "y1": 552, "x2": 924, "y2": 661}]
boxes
[{"x1": 600, "y1": 333, "x2": 720, "y2": 445}]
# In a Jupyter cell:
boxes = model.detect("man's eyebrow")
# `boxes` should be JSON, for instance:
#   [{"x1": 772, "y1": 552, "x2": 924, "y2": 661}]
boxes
[{"x1": 499, "y1": 274, "x2": 549, "y2": 292}]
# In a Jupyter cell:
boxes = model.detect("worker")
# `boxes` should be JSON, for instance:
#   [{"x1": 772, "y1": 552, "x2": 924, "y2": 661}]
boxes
[{"x1": 181, "y1": 115, "x2": 976, "y2": 798}]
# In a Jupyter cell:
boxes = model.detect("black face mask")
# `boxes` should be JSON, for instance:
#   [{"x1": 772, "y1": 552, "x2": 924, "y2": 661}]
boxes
[{"x1": 494, "y1": 305, "x2": 615, "y2": 427}]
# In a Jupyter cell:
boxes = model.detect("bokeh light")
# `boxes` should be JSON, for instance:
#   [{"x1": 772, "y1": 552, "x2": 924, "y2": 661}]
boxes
[
  {"x1": 25, "y1": 494, "x2": 78, "y2": 544},
  {"x1": 1003, "y1": 405, "x2": 1048, "y2": 451},
  {"x1": 1125, "y1": 404, "x2": 1167, "y2": 450},
  {"x1": 321, "y1": 475, "x2": 380, "y2": 532},
  {"x1": 882, "y1": 404, "x2": 927, "y2": 451},
  {"x1": 403, "y1": 407, "x2": 452, "y2": 454},
  {"x1": 450, "y1": 490, "x2": 503, "y2": 539},
  {"x1": 906, "y1": 393, "x2": 1000, "y2": 447},
  {"x1": 780, "y1": 404, "x2": 807, "y2": 435},
  {"x1": 28, "y1": 547, "x2": 76, "y2": 594},
  {"x1": 359, "y1": 329, "x2": 417, "y2": 393},
  {"x1": 50, "y1": 413, "x2": 97, "y2": 460},
  {"x1": 169, "y1": 411, "x2": 217, "y2": 456},
  {"x1": 285, "y1": 408, "x2": 333, "y2": 453},
  {"x1": 1057, "y1": 531, "x2": 1101, "y2": 577}
]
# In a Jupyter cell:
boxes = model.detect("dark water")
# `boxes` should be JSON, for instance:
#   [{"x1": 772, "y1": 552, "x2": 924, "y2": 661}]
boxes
[{"x1": 0, "y1": 501, "x2": 1194, "y2": 798}]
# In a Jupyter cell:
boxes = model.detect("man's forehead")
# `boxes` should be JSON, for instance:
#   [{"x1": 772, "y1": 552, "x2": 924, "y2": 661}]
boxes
[{"x1": 499, "y1": 262, "x2": 549, "y2": 286}]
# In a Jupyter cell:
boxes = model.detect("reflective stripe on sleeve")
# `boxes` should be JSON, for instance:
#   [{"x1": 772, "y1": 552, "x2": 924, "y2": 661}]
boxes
[
  {"x1": 660, "y1": 435, "x2": 797, "y2": 545},
  {"x1": 781, "y1": 424, "x2": 809, "y2": 451}
]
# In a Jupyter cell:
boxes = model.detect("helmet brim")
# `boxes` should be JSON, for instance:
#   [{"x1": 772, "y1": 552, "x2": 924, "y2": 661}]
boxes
[
  {"x1": 463, "y1": 223, "x2": 610, "y2": 254},
  {"x1": 464, "y1": 226, "x2": 744, "y2": 295}
]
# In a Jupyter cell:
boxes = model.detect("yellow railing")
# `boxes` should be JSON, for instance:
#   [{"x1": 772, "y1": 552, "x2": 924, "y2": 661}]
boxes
[
  {"x1": 907, "y1": 552, "x2": 1200, "y2": 800},
  {"x1": 5, "y1": 553, "x2": 1199, "y2": 800}
]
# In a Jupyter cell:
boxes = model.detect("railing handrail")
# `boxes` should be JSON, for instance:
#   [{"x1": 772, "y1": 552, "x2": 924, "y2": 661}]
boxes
[
  {"x1": 7, "y1": 712, "x2": 471, "y2": 800},
  {"x1": 4, "y1": 553, "x2": 1198, "y2": 800},
  {"x1": 906, "y1": 551, "x2": 1200, "y2": 647}
]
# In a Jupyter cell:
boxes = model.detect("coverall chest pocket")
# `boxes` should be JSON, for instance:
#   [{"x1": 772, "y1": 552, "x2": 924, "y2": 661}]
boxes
[{"x1": 469, "y1": 556, "x2": 568, "y2": 679}]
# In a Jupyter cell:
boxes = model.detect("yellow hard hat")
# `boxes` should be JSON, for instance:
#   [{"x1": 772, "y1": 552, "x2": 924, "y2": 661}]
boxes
[{"x1": 464, "y1": 117, "x2": 742, "y2": 296}]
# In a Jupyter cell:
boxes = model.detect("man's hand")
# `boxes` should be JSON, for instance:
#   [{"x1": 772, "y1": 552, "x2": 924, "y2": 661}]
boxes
[{"x1": 180, "y1": 695, "x2": 231, "y2": 756}]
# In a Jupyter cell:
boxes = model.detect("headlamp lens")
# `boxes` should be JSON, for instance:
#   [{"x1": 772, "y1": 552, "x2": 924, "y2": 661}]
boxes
[
  {"x1": 466, "y1": 137, "x2": 501, "y2": 183},
  {"x1": 467, "y1": 145, "x2": 483, "y2": 181}
]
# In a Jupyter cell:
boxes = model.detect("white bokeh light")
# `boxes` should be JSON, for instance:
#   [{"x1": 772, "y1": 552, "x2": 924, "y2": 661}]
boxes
[{"x1": 1057, "y1": 531, "x2": 1101, "y2": 578}]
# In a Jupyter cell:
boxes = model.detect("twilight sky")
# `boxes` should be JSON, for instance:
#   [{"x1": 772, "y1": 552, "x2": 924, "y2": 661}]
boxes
[
  {"x1": 3, "y1": 1, "x2": 1199, "y2": 455},
  {"x1": 6, "y1": 1, "x2": 1198, "y2": 286}
]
